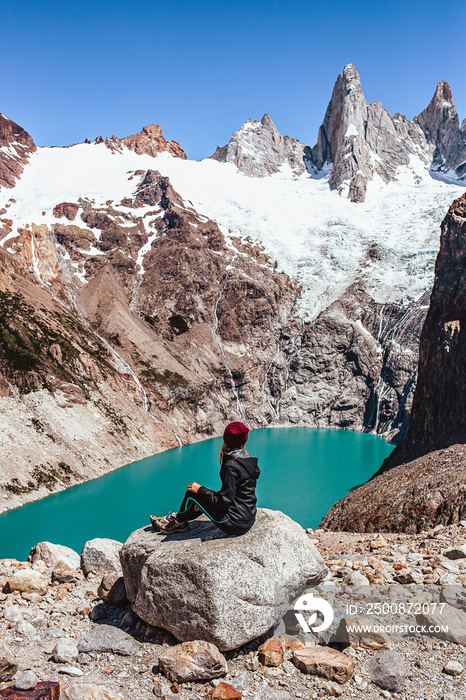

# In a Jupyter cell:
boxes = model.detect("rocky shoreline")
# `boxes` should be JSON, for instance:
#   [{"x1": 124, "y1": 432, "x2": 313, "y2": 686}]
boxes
[{"x1": 1, "y1": 521, "x2": 466, "y2": 699}]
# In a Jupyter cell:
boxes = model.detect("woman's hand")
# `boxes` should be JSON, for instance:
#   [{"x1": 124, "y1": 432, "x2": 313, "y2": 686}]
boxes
[{"x1": 187, "y1": 482, "x2": 201, "y2": 493}]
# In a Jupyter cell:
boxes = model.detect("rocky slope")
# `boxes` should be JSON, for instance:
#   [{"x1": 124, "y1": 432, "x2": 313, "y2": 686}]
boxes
[
  {"x1": 2, "y1": 523, "x2": 466, "y2": 699},
  {"x1": 320, "y1": 194, "x2": 466, "y2": 532},
  {"x1": 211, "y1": 113, "x2": 306, "y2": 177},
  {"x1": 0, "y1": 166, "x2": 300, "y2": 508},
  {"x1": 0, "y1": 113, "x2": 36, "y2": 188}
]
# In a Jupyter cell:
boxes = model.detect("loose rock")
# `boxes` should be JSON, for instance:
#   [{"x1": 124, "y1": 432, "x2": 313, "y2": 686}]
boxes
[
  {"x1": 416, "y1": 602, "x2": 466, "y2": 645},
  {"x1": 52, "y1": 637, "x2": 79, "y2": 664},
  {"x1": 211, "y1": 682, "x2": 242, "y2": 699},
  {"x1": 15, "y1": 669, "x2": 38, "y2": 690},
  {"x1": 258, "y1": 638, "x2": 284, "y2": 667},
  {"x1": 292, "y1": 646, "x2": 355, "y2": 683},
  {"x1": 0, "y1": 639, "x2": 18, "y2": 682},
  {"x1": 444, "y1": 545, "x2": 466, "y2": 560},
  {"x1": 29, "y1": 542, "x2": 81, "y2": 570},
  {"x1": 80, "y1": 539, "x2": 123, "y2": 576},
  {"x1": 443, "y1": 659, "x2": 463, "y2": 676},
  {"x1": 97, "y1": 573, "x2": 128, "y2": 606},
  {"x1": 158, "y1": 640, "x2": 228, "y2": 683},
  {"x1": 335, "y1": 616, "x2": 392, "y2": 650},
  {"x1": 366, "y1": 650, "x2": 406, "y2": 692},
  {"x1": 4, "y1": 569, "x2": 49, "y2": 595},
  {"x1": 78, "y1": 624, "x2": 138, "y2": 656},
  {"x1": 52, "y1": 560, "x2": 83, "y2": 585}
]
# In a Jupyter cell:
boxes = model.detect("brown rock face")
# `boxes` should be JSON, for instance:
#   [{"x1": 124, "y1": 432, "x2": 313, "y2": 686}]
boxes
[
  {"x1": 53, "y1": 203, "x2": 79, "y2": 221},
  {"x1": 99, "y1": 124, "x2": 186, "y2": 159},
  {"x1": 320, "y1": 194, "x2": 466, "y2": 532},
  {"x1": 0, "y1": 113, "x2": 36, "y2": 188}
]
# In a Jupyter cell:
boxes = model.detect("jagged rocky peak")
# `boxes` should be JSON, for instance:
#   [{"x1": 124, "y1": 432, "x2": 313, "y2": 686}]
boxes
[
  {"x1": 92, "y1": 124, "x2": 187, "y2": 159},
  {"x1": 306, "y1": 64, "x2": 432, "y2": 203},
  {"x1": 210, "y1": 113, "x2": 307, "y2": 177},
  {"x1": 0, "y1": 112, "x2": 36, "y2": 188},
  {"x1": 415, "y1": 81, "x2": 466, "y2": 181}
]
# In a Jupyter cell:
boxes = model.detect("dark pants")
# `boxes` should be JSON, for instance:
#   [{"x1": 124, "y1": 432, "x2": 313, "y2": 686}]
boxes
[{"x1": 176, "y1": 491, "x2": 250, "y2": 536}]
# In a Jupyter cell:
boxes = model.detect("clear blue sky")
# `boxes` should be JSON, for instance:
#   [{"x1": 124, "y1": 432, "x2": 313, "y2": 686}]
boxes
[{"x1": 1, "y1": 0, "x2": 464, "y2": 160}]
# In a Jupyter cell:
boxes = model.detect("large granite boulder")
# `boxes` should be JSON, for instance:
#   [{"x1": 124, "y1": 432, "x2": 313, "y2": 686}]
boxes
[{"x1": 120, "y1": 508, "x2": 327, "y2": 651}]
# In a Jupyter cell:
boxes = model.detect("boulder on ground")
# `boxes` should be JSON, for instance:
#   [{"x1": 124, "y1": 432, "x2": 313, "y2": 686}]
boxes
[
  {"x1": 80, "y1": 539, "x2": 123, "y2": 576},
  {"x1": 60, "y1": 682, "x2": 124, "y2": 700},
  {"x1": 366, "y1": 650, "x2": 406, "y2": 692},
  {"x1": 52, "y1": 637, "x2": 79, "y2": 664},
  {"x1": 158, "y1": 640, "x2": 228, "y2": 682},
  {"x1": 416, "y1": 602, "x2": 466, "y2": 645},
  {"x1": 98, "y1": 572, "x2": 128, "y2": 606},
  {"x1": 0, "y1": 639, "x2": 18, "y2": 682},
  {"x1": 120, "y1": 509, "x2": 327, "y2": 651},
  {"x1": 28, "y1": 542, "x2": 81, "y2": 570},
  {"x1": 4, "y1": 569, "x2": 49, "y2": 595},
  {"x1": 52, "y1": 560, "x2": 83, "y2": 585},
  {"x1": 211, "y1": 682, "x2": 242, "y2": 699},
  {"x1": 292, "y1": 646, "x2": 355, "y2": 683},
  {"x1": 77, "y1": 624, "x2": 138, "y2": 656},
  {"x1": 258, "y1": 637, "x2": 284, "y2": 666}
]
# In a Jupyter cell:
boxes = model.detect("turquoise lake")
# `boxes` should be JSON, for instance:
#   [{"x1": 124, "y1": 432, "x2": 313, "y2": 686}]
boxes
[{"x1": 0, "y1": 428, "x2": 393, "y2": 561}]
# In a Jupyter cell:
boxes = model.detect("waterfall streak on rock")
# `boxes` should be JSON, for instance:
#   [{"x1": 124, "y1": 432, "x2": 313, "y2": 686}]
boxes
[
  {"x1": 261, "y1": 344, "x2": 281, "y2": 419},
  {"x1": 213, "y1": 272, "x2": 246, "y2": 421}
]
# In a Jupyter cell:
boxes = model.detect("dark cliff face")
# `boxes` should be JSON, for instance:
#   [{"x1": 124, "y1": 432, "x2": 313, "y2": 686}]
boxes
[
  {"x1": 384, "y1": 192, "x2": 466, "y2": 468},
  {"x1": 0, "y1": 113, "x2": 36, "y2": 188},
  {"x1": 320, "y1": 194, "x2": 466, "y2": 532}
]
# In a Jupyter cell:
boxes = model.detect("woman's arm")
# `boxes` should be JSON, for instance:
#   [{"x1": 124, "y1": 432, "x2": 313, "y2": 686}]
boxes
[{"x1": 196, "y1": 462, "x2": 238, "y2": 509}]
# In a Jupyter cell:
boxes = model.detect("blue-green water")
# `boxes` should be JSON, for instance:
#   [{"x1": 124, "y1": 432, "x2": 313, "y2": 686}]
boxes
[{"x1": 0, "y1": 428, "x2": 393, "y2": 561}]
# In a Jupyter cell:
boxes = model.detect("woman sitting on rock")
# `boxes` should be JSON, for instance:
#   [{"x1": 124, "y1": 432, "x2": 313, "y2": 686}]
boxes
[{"x1": 150, "y1": 422, "x2": 260, "y2": 536}]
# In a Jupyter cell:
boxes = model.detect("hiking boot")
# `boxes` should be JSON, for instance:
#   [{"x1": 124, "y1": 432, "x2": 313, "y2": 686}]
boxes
[
  {"x1": 150, "y1": 513, "x2": 190, "y2": 533},
  {"x1": 150, "y1": 514, "x2": 171, "y2": 530}
]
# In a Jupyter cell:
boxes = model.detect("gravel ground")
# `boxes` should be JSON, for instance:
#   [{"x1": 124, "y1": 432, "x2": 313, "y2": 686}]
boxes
[{"x1": 1, "y1": 522, "x2": 466, "y2": 698}]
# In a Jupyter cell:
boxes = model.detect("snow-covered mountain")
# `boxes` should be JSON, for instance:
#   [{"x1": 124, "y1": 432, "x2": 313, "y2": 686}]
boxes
[{"x1": 0, "y1": 63, "x2": 465, "y2": 509}]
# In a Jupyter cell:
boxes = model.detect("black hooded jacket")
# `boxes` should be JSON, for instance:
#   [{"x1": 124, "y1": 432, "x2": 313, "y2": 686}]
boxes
[{"x1": 197, "y1": 448, "x2": 260, "y2": 528}]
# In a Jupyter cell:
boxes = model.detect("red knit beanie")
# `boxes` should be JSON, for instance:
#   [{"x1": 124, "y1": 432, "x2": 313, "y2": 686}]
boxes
[{"x1": 223, "y1": 422, "x2": 249, "y2": 448}]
